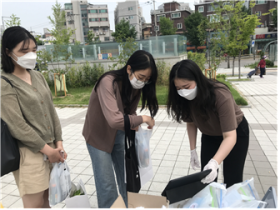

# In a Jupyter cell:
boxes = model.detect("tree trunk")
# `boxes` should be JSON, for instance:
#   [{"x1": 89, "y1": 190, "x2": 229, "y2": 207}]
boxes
[
  {"x1": 227, "y1": 55, "x2": 230, "y2": 68},
  {"x1": 232, "y1": 56, "x2": 235, "y2": 76},
  {"x1": 238, "y1": 51, "x2": 241, "y2": 79}
]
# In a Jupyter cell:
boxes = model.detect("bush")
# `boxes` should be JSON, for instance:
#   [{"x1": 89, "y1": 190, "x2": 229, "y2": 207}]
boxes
[
  {"x1": 156, "y1": 60, "x2": 170, "y2": 86},
  {"x1": 265, "y1": 60, "x2": 274, "y2": 67},
  {"x1": 235, "y1": 97, "x2": 248, "y2": 106},
  {"x1": 187, "y1": 51, "x2": 206, "y2": 72},
  {"x1": 216, "y1": 74, "x2": 226, "y2": 80},
  {"x1": 42, "y1": 71, "x2": 53, "y2": 86},
  {"x1": 245, "y1": 59, "x2": 274, "y2": 69}
]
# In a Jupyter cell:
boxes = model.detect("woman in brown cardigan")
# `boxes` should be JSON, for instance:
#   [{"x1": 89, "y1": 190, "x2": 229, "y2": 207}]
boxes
[{"x1": 83, "y1": 50, "x2": 158, "y2": 208}]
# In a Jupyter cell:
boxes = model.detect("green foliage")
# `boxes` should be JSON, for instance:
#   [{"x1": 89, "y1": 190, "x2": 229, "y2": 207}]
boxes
[
  {"x1": 156, "y1": 60, "x2": 170, "y2": 86},
  {"x1": 42, "y1": 71, "x2": 53, "y2": 86},
  {"x1": 184, "y1": 12, "x2": 206, "y2": 51},
  {"x1": 87, "y1": 30, "x2": 100, "y2": 44},
  {"x1": 187, "y1": 51, "x2": 207, "y2": 72},
  {"x1": 265, "y1": 60, "x2": 274, "y2": 67},
  {"x1": 216, "y1": 74, "x2": 226, "y2": 80},
  {"x1": 108, "y1": 37, "x2": 138, "y2": 70},
  {"x1": 235, "y1": 97, "x2": 248, "y2": 106},
  {"x1": 259, "y1": 51, "x2": 265, "y2": 59},
  {"x1": 36, "y1": 49, "x2": 52, "y2": 70},
  {"x1": 272, "y1": 8, "x2": 277, "y2": 26},
  {"x1": 4, "y1": 14, "x2": 21, "y2": 28},
  {"x1": 35, "y1": 35, "x2": 44, "y2": 46},
  {"x1": 245, "y1": 60, "x2": 275, "y2": 68},
  {"x1": 241, "y1": 5, "x2": 251, "y2": 15},
  {"x1": 48, "y1": 1, "x2": 74, "y2": 44},
  {"x1": 159, "y1": 17, "x2": 177, "y2": 35},
  {"x1": 112, "y1": 19, "x2": 137, "y2": 40}
]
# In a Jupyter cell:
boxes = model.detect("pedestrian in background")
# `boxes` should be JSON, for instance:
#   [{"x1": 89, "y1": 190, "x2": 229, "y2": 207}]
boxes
[{"x1": 258, "y1": 56, "x2": 266, "y2": 78}]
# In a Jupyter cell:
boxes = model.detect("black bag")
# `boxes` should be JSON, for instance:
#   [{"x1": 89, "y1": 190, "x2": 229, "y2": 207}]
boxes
[
  {"x1": 1, "y1": 76, "x2": 20, "y2": 177},
  {"x1": 124, "y1": 114, "x2": 141, "y2": 193}
]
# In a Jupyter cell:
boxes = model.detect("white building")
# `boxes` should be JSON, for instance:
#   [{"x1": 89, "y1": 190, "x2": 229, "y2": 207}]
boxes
[
  {"x1": 114, "y1": 0, "x2": 144, "y2": 40},
  {"x1": 64, "y1": 0, "x2": 113, "y2": 43}
]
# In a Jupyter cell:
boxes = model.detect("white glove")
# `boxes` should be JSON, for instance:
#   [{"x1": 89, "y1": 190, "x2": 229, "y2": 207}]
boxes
[
  {"x1": 201, "y1": 159, "x2": 219, "y2": 184},
  {"x1": 190, "y1": 149, "x2": 200, "y2": 170}
]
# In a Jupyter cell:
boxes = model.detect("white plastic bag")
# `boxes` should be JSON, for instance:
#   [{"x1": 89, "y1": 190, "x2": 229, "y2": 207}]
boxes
[
  {"x1": 183, "y1": 182, "x2": 227, "y2": 208},
  {"x1": 135, "y1": 127, "x2": 152, "y2": 168},
  {"x1": 49, "y1": 161, "x2": 71, "y2": 207},
  {"x1": 222, "y1": 178, "x2": 266, "y2": 208}
]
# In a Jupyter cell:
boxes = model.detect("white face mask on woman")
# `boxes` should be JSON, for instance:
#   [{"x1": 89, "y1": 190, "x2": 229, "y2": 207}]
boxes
[
  {"x1": 177, "y1": 86, "x2": 197, "y2": 100},
  {"x1": 12, "y1": 52, "x2": 37, "y2": 69},
  {"x1": 129, "y1": 75, "x2": 145, "y2": 89}
]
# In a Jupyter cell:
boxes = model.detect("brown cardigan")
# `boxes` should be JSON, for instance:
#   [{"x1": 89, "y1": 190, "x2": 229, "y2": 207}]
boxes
[{"x1": 82, "y1": 75, "x2": 143, "y2": 153}]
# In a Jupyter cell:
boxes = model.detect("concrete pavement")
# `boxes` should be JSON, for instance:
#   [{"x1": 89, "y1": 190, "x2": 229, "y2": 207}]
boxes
[{"x1": 0, "y1": 72, "x2": 278, "y2": 208}]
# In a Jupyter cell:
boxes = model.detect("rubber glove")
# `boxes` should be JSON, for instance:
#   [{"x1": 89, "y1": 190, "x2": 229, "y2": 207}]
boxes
[
  {"x1": 190, "y1": 149, "x2": 200, "y2": 170},
  {"x1": 201, "y1": 159, "x2": 219, "y2": 184}
]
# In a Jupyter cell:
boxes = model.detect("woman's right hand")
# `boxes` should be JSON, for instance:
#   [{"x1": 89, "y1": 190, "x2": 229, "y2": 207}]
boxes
[
  {"x1": 41, "y1": 144, "x2": 64, "y2": 163},
  {"x1": 142, "y1": 115, "x2": 155, "y2": 129}
]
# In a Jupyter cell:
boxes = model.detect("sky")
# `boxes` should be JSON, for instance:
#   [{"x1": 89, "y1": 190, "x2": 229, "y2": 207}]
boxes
[{"x1": 0, "y1": 0, "x2": 195, "y2": 34}]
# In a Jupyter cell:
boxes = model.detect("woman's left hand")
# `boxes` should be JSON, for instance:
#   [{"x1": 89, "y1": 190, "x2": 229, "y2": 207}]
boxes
[
  {"x1": 132, "y1": 126, "x2": 139, "y2": 131},
  {"x1": 201, "y1": 159, "x2": 219, "y2": 184},
  {"x1": 55, "y1": 141, "x2": 68, "y2": 160}
]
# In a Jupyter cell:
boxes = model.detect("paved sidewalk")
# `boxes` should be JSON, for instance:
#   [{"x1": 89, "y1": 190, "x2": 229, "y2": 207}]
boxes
[{"x1": 0, "y1": 74, "x2": 277, "y2": 208}]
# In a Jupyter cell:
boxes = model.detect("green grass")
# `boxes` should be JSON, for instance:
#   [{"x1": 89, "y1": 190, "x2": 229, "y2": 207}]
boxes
[
  {"x1": 51, "y1": 80, "x2": 248, "y2": 106},
  {"x1": 227, "y1": 79, "x2": 251, "y2": 82},
  {"x1": 51, "y1": 85, "x2": 169, "y2": 105},
  {"x1": 216, "y1": 78, "x2": 248, "y2": 106}
]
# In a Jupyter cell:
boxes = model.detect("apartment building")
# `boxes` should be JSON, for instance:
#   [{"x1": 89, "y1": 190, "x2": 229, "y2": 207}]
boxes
[
  {"x1": 151, "y1": 1, "x2": 192, "y2": 36},
  {"x1": 114, "y1": 0, "x2": 144, "y2": 40},
  {"x1": 64, "y1": 0, "x2": 113, "y2": 43},
  {"x1": 142, "y1": 23, "x2": 152, "y2": 39}
]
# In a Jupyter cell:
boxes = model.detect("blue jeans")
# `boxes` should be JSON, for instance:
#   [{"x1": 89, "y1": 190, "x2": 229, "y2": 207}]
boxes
[{"x1": 86, "y1": 130, "x2": 127, "y2": 208}]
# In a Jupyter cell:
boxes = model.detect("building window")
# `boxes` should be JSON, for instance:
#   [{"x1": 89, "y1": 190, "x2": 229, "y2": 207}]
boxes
[
  {"x1": 89, "y1": 9, "x2": 98, "y2": 13},
  {"x1": 256, "y1": 11, "x2": 261, "y2": 17},
  {"x1": 223, "y1": 2, "x2": 232, "y2": 6},
  {"x1": 155, "y1": 25, "x2": 159, "y2": 31},
  {"x1": 208, "y1": 14, "x2": 220, "y2": 23},
  {"x1": 65, "y1": 3, "x2": 72, "y2": 10},
  {"x1": 198, "y1": 6, "x2": 204, "y2": 13},
  {"x1": 177, "y1": 23, "x2": 182, "y2": 29},
  {"x1": 103, "y1": 28, "x2": 108, "y2": 32},
  {"x1": 68, "y1": 20, "x2": 74, "y2": 24},
  {"x1": 208, "y1": 4, "x2": 219, "y2": 12},
  {"x1": 89, "y1": 18, "x2": 99, "y2": 22},
  {"x1": 129, "y1": 16, "x2": 134, "y2": 19},
  {"x1": 100, "y1": 18, "x2": 108, "y2": 21},
  {"x1": 67, "y1": 12, "x2": 72, "y2": 16},
  {"x1": 99, "y1": 9, "x2": 107, "y2": 13},
  {"x1": 171, "y1": 12, "x2": 181, "y2": 18},
  {"x1": 105, "y1": 37, "x2": 110, "y2": 41},
  {"x1": 223, "y1": 14, "x2": 229, "y2": 21},
  {"x1": 156, "y1": 14, "x2": 166, "y2": 22},
  {"x1": 256, "y1": 0, "x2": 267, "y2": 4},
  {"x1": 93, "y1": 28, "x2": 99, "y2": 32},
  {"x1": 80, "y1": 5, "x2": 87, "y2": 9},
  {"x1": 128, "y1": 7, "x2": 133, "y2": 11}
]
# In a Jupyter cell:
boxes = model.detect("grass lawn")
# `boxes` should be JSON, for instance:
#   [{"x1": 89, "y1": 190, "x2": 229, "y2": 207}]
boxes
[
  {"x1": 226, "y1": 79, "x2": 251, "y2": 82},
  {"x1": 50, "y1": 85, "x2": 169, "y2": 105},
  {"x1": 51, "y1": 80, "x2": 248, "y2": 106}
]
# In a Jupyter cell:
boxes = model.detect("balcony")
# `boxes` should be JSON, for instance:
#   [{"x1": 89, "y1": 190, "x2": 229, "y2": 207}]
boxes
[{"x1": 89, "y1": 21, "x2": 110, "y2": 28}]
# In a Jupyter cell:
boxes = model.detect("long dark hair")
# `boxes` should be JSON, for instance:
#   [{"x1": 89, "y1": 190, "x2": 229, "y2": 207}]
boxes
[
  {"x1": 1, "y1": 26, "x2": 37, "y2": 73},
  {"x1": 167, "y1": 59, "x2": 228, "y2": 123},
  {"x1": 95, "y1": 50, "x2": 158, "y2": 118}
]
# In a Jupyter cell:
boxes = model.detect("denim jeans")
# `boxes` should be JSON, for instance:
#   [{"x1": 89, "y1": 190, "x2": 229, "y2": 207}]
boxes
[{"x1": 86, "y1": 130, "x2": 127, "y2": 208}]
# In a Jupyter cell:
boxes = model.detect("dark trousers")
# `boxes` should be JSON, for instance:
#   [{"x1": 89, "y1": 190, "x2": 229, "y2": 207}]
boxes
[
  {"x1": 260, "y1": 68, "x2": 265, "y2": 77},
  {"x1": 200, "y1": 116, "x2": 249, "y2": 188}
]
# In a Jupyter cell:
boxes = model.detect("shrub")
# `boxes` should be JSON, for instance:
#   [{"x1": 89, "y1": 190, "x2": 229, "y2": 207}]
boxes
[
  {"x1": 216, "y1": 74, "x2": 226, "y2": 80},
  {"x1": 235, "y1": 97, "x2": 248, "y2": 106},
  {"x1": 187, "y1": 51, "x2": 206, "y2": 72},
  {"x1": 265, "y1": 60, "x2": 274, "y2": 67},
  {"x1": 156, "y1": 60, "x2": 170, "y2": 86}
]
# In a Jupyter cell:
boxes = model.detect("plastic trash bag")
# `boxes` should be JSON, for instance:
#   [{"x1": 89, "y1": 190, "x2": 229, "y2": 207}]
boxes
[
  {"x1": 222, "y1": 178, "x2": 266, "y2": 208},
  {"x1": 49, "y1": 161, "x2": 71, "y2": 206},
  {"x1": 183, "y1": 182, "x2": 227, "y2": 208},
  {"x1": 135, "y1": 127, "x2": 152, "y2": 168}
]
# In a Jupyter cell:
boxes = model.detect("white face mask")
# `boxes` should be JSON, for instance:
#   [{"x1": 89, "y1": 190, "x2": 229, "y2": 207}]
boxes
[
  {"x1": 129, "y1": 74, "x2": 145, "y2": 89},
  {"x1": 12, "y1": 52, "x2": 37, "y2": 69},
  {"x1": 177, "y1": 86, "x2": 197, "y2": 100}
]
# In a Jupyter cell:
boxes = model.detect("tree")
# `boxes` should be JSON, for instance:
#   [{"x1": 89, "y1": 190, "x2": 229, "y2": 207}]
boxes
[
  {"x1": 86, "y1": 30, "x2": 100, "y2": 44},
  {"x1": 159, "y1": 17, "x2": 177, "y2": 35},
  {"x1": 35, "y1": 35, "x2": 44, "y2": 45},
  {"x1": 112, "y1": 19, "x2": 137, "y2": 40},
  {"x1": 272, "y1": 8, "x2": 277, "y2": 26},
  {"x1": 185, "y1": 12, "x2": 206, "y2": 52},
  {"x1": 47, "y1": 1, "x2": 74, "y2": 44},
  {"x1": 4, "y1": 14, "x2": 21, "y2": 28},
  {"x1": 224, "y1": 1, "x2": 260, "y2": 78},
  {"x1": 241, "y1": 5, "x2": 251, "y2": 16}
]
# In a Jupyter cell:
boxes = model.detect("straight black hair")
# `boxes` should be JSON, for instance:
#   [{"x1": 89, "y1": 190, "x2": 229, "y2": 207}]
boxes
[
  {"x1": 95, "y1": 50, "x2": 159, "y2": 118},
  {"x1": 167, "y1": 59, "x2": 229, "y2": 123},
  {"x1": 1, "y1": 26, "x2": 37, "y2": 73}
]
